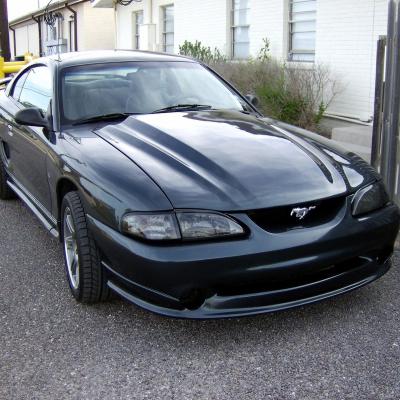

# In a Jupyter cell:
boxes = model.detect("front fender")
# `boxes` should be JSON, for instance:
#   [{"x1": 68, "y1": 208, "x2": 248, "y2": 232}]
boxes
[{"x1": 50, "y1": 130, "x2": 172, "y2": 232}]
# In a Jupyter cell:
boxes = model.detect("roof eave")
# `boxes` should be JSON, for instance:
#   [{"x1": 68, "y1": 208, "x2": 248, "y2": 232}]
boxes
[{"x1": 9, "y1": 0, "x2": 88, "y2": 27}]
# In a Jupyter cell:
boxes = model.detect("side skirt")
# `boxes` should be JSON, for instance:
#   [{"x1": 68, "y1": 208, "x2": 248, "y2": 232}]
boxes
[{"x1": 7, "y1": 180, "x2": 59, "y2": 239}]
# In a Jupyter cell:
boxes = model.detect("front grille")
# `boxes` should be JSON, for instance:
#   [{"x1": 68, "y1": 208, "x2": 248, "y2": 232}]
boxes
[{"x1": 248, "y1": 195, "x2": 346, "y2": 233}]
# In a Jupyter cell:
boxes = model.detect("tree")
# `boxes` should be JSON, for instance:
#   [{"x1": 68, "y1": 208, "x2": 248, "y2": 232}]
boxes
[{"x1": 0, "y1": 0, "x2": 11, "y2": 61}]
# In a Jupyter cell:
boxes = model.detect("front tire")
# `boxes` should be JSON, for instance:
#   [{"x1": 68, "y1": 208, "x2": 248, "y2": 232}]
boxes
[
  {"x1": 0, "y1": 157, "x2": 16, "y2": 200},
  {"x1": 61, "y1": 191, "x2": 109, "y2": 303}
]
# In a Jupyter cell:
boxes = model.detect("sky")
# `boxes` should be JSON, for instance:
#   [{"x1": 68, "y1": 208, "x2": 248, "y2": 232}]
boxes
[{"x1": 7, "y1": 0, "x2": 52, "y2": 21}]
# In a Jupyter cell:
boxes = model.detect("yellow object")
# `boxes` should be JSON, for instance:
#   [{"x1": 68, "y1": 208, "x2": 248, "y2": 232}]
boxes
[{"x1": 0, "y1": 53, "x2": 37, "y2": 79}]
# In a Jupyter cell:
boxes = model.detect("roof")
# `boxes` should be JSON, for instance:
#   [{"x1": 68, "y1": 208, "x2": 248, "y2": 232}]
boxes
[
  {"x1": 41, "y1": 50, "x2": 194, "y2": 67},
  {"x1": 9, "y1": 0, "x2": 86, "y2": 26}
]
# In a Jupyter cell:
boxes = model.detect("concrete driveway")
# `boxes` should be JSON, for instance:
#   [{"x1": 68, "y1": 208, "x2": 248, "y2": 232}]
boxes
[{"x1": 1, "y1": 199, "x2": 399, "y2": 399}]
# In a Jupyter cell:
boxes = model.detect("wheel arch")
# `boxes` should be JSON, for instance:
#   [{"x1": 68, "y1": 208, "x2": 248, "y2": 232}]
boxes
[{"x1": 56, "y1": 177, "x2": 79, "y2": 239}]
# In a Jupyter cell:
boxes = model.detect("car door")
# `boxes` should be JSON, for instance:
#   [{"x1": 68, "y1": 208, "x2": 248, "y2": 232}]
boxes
[
  {"x1": 0, "y1": 70, "x2": 28, "y2": 172},
  {"x1": 7, "y1": 66, "x2": 53, "y2": 212}
]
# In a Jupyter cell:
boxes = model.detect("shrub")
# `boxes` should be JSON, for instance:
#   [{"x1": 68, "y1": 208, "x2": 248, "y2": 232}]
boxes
[
  {"x1": 179, "y1": 40, "x2": 340, "y2": 132},
  {"x1": 213, "y1": 60, "x2": 339, "y2": 132},
  {"x1": 257, "y1": 38, "x2": 271, "y2": 62},
  {"x1": 179, "y1": 40, "x2": 227, "y2": 64}
]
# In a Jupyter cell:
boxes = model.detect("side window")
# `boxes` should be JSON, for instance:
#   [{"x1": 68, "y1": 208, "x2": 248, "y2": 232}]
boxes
[
  {"x1": 19, "y1": 66, "x2": 52, "y2": 113},
  {"x1": 11, "y1": 71, "x2": 29, "y2": 101}
]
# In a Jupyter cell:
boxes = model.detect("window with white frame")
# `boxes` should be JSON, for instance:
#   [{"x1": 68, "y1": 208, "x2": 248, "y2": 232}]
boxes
[
  {"x1": 232, "y1": 0, "x2": 250, "y2": 59},
  {"x1": 162, "y1": 5, "x2": 174, "y2": 53},
  {"x1": 133, "y1": 10, "x2": 143, "y2": 50},
  {"x1": 289, "y1": 0, "x2": 317, "y2": 62}
]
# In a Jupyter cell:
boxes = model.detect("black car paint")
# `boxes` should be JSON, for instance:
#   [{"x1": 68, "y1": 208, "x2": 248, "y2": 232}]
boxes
[
  {"x1": 95, "y1": 110, "x2": 369, "y2": 212},
  {"x1": 0, "y1": 51, "x2": 398, "y2": 319}
]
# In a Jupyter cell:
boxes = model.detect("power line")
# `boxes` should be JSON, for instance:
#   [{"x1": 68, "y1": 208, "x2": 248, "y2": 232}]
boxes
[{"x1": 116, "y1": 0, "x2": 143, "y2": 6}]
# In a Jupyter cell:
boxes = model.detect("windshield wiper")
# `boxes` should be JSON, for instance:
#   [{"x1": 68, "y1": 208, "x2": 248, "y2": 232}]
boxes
[
  {"x1": 151, "y1": 104, "x2": 213, "y2": 114},
  {"x1": 72, "y1": 112, "x2": 138, "y2": 126}
]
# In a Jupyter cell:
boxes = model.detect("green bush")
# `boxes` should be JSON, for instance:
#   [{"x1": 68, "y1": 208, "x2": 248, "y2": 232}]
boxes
[
  {"x1": 213, "y1": 60, "x2": 338, "y2": 132},
  {"x1": 179, "y1": 40, "x2": 339, "y2": 132},
  {"x1": 256, "y1": 38, "x2": 271, "y2": 62},
  {"x1": 179, "y1": 40, "x2": 226, "y2": 64}
]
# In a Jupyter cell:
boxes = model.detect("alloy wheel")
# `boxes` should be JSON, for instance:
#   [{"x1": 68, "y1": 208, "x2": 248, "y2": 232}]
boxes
[{"x1": 63, "y1": 207, "x2": 80, "y2": 289}]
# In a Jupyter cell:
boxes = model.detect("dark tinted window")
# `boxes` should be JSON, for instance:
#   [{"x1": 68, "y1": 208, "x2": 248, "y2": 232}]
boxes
[
  {"x1": 61, "y1": 62, "x2": 244, "y2": 124},
  {"x1": 19, "y1": 66, "x2": 52, "y2": 112}
]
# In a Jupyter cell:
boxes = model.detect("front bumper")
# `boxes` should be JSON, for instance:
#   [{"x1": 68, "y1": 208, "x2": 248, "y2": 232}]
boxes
[{"x1": 88, "y1": 199, "x2": 400, "y2": 319}]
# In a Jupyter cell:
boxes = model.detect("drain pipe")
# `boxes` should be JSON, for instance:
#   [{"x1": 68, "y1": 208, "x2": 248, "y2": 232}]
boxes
[
  {"x1": 114, "y1": 2, "x2": 118, "y2": 49},
  {"x1": 31, "y1": 15, "x2": 43, "y2": 56},
  {"x1": 149, "y1": 0, "x2": 153, "y2": 23},
  {"x1": 8, "y1": 27, "x2": 17, "y2": 59},
  {"x1": 65, "y1": 3, "x2": 78, "y2": 51}
]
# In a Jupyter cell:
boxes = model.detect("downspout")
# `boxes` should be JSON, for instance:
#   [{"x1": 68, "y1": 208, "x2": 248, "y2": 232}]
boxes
[
  {"x1": 31, "y1": 15, "x2": 43, "y2": 56},
  {"x1": 65, "y1": 4, "x2": 78, "y2": 51},
  {"x1": 148, "y1": 0, "x2": 153, "y2": 50},
  {"x1": 149, "y1": 0, "x2": 153, "y2": 24},
  {"x1": 114, "y1": 2, "x2": 118, "y2": 49},
  {"x1": 9, "y1": 27, "x2": 17, "y2": 58}
]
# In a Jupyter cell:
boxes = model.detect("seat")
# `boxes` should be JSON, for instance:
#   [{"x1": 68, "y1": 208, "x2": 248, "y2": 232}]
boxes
[
  {"x1": 63, "y1": 79, "x2": 131, "y2": 121},
  {"x1": 125, "y1": 69, "x2": 167, "y2": 114}
]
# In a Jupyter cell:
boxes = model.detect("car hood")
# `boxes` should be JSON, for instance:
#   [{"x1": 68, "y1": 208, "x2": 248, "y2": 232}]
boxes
[{"x1": 94, "y1": 110, "x2": 368, "y2": 211}]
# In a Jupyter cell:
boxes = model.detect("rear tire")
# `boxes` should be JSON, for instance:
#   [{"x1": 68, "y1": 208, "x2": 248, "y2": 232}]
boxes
[
  {"x1": 61, "y1": 191, "x2": 110, "y2": 303},
  {"x1": 0, "y1": 157, "x2": 16, "y2": 200}
]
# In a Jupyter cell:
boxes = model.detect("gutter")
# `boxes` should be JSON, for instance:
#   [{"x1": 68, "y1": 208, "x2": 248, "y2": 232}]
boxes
[
  {"x1": 8, "y1": 27, "x2": 16, "y2": 57},
  {"x1": 31, "y1": 15, "x2": 43, "y2": 56},
  {"x1": 65, "y1": 3, "x2": 78, "y2": 51},
  {"x1": 9, "y1": 0, "x2": 88, "y2": 27}
]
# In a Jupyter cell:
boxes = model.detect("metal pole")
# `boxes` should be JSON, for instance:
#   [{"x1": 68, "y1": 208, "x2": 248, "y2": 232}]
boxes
[
  {"x1": 387, "y1": 1, "x2": 400, "y2": 198},
  {"x1": 383, "y1": 1, "x2": 400, "y2": 198},
  {"x1": 371, "y1": 36, "x2": 387, "y2": 169},
  {"x1": 381, "y1": 0, "x2": 396, "y2": 187},
  {"x1": 0, "y1": 0, "x2": 11, "y2": 61}
]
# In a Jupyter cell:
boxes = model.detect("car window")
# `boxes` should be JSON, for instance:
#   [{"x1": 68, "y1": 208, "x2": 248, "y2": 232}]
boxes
[
  {"x1": 61, "y1": 62, "x2": 245, "y2": 124},
  {"x1": 19, "y1": 66, "x2": 52, "y2": 112},
  {"x1": 11, "y1": 71, "x2": 29, "y2": 101}
]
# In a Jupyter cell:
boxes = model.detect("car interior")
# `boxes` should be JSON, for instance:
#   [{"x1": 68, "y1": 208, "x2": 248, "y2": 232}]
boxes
[{"x1": 63, "y1": 68, "x2": 184, "y2": 121}]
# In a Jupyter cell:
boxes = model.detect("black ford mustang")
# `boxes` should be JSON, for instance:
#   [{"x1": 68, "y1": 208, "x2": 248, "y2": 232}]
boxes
[{"x1": 0, "y1": 50, "x2": 398, "y2": 318}]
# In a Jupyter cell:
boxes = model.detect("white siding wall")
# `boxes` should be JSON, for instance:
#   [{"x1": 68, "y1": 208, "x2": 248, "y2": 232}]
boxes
[
  {"x1": 9, "y1": 1, "x2": 115, "y2": 57},
  {"x1": 13, "y1": 23, "x2": 40, "y2": 57},
  {"x1": 316, "y1": 0, "x2": 388, "y2": 121},
  {"x1": 98, "y1": 0, "x2": 390, "y2": 121},
  {"x1": 116, "y1": 1, "x2": 142, "y2": 49},
  {"x1": 81, "y1": 2, "x2": 115, "y2": 50},
  {"x1": 250, "y1": 0, "x2": 287, "y2": 59},
  {"x1": 116, "y1": 0, "x2": 174, "y2": 51},
  {"x1": 174, "y1": 0, "x2": 229, "y2": 55}
]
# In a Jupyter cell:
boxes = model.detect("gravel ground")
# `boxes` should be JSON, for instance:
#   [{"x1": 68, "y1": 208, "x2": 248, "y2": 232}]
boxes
[{"x1": 0, "y1": 199, "x2": 399, "y2": 400}]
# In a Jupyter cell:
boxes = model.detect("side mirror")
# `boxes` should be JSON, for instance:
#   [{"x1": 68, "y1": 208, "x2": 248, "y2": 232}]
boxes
[
  {"x1": 15, "y1": 107, "x2": 51, "y2": 130},
  {"x1": 245, "y1": 94, "x2": 260, "y2": 108}
]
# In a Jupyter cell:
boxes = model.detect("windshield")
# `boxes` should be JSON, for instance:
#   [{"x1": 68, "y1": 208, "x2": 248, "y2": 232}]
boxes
[{"x1": 60, "y1": 61, "x2": 246, "y2": 125}]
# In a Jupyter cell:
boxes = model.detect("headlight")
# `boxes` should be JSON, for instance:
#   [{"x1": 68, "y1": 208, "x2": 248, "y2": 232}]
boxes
[
  {"x1": 121, "y1": 213, "x2": 180, "y2": 240},
  {"x1": 176, "y1": 212, "x2": 244, "y2": 239},
  {"x1": 121, "y1": 212, "x2": 245, "y2": 241},
  {"x1": 352, "y1": 181, "x2": 389, "y2": 216}
]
